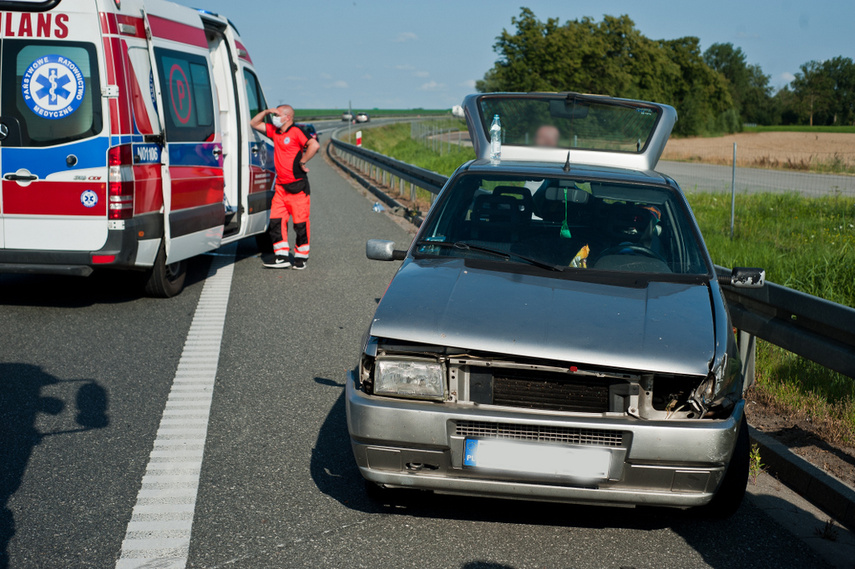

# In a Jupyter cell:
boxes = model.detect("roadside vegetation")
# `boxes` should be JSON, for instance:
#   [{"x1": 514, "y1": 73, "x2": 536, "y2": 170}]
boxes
[
  {"x1": 352, "y1": 121, "x2": 855, "y2": 444},
  {"x1": 743, "y1": 125, "x2": 855, "y2": 134},
  {"x1": 479, "y1": 9, "x2": 855, "y2": 133},
  {"x1": 690, "y1": 192, "x2": 855, "y2": 443},
  {"x1": 295, "y1": 108, "x2": 449, "y2": 120}
]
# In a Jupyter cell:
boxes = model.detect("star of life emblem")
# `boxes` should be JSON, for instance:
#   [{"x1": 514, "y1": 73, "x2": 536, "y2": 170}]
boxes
[{"x1": 22, "y1": 55, "x2": 86, "y2": 120}]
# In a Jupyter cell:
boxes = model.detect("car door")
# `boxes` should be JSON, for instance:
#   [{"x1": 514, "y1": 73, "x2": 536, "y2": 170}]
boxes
[{"x1": 240, "y1": 66, "x2": 275, "y2": 236}]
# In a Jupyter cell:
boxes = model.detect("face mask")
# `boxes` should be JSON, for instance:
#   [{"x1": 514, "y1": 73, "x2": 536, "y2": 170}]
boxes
[{"x1": 272, "y1": 115, "x2": 285, "y2": 128}]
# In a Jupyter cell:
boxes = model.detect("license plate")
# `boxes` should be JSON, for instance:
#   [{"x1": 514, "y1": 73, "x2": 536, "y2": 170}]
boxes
[{"x1": 463, "y1": 438, "x2": 611, "y2": 479}]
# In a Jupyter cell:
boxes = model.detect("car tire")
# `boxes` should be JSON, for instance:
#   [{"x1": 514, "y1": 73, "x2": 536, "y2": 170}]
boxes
[
  {"x1": 143, "y1": 243, "x2": 186, "y2": 298},
  {"x1": 697, "y1": 412, "x2": 749, "y2": 519}
]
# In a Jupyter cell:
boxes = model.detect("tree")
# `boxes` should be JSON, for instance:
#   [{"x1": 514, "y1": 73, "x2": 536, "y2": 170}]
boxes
[
  {"x1": 477, "y1": 9, "x2": 735, "y2": 136},
  {"x1": 703, "y1": 43, "x2": 774, "y2": 125},
  {"x1": 792, "y1": 60, "x2": 833, "y2": 126},
  {"x1": 820, "y1": 56, "x2": 855, "y2": 125}
]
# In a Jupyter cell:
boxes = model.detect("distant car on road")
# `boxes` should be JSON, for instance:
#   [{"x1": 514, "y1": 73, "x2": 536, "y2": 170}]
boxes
[
  {"x1": 342, "y1": 111, "x2": 354, "y2": 122},
  {"x1": 297, "y1": 123, "x2": 319, "y2": 141},
  {"x1": 355, "y1": 112, "x2": 370, "y2": 123},
  {"x1": 348, "y1": 91, "x2": 766, "y2": 518}
]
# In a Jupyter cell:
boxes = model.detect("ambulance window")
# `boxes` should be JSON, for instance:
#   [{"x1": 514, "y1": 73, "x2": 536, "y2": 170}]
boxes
[
  {"x1": 1, "y1": 40, "x2": 102, "y2": 147},
  {"x1": 243, "y1": 70, "x2": 268, "y2": 121},
  {"x1": 155, "y1": 49, "x2": 215, "y2": 142}
]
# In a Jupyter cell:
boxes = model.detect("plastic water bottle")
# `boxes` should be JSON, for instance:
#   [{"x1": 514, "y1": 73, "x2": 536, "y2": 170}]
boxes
[
  {"x1": 489, "y1": 114, "x2": 501, "y2": 165},
  {"x1": 372, "y1": 202, "x2": 385, "y2": 213}
]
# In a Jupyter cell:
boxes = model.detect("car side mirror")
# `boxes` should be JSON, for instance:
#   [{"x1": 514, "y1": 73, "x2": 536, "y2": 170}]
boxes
[
  {"x1": 719, "y1": 267, "x2": 765, "y2": 288},
  {"x1": 366, "y1": 239, "x2": 406, "y2": 261}
]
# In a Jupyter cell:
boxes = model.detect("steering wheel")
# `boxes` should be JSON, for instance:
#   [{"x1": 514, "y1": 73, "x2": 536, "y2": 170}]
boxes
[{"x1": 598, "y1": 243, "x2": 667, "y2": 263}]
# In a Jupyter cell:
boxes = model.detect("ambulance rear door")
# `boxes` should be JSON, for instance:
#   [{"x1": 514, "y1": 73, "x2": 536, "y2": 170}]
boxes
[
  {"x1": 0, "y1": 1, "x2": 109, "y2": 253},
  {"x1": 234, "y1": 42, "x2": 274, "y2": 239},
  {"x1": 144, "y1": 3, "x2": 224, "y2": 263}
]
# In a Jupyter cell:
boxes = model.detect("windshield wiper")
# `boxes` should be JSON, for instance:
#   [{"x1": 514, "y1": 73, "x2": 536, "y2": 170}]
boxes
[{"x1": 415, "y1": 240, "x2": 564, "y2": 272}]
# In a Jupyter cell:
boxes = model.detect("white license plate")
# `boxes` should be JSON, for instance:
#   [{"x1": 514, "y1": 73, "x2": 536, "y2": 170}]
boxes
[{"x1": 464, "y1": 438, "x2": 611, "y2": 479}]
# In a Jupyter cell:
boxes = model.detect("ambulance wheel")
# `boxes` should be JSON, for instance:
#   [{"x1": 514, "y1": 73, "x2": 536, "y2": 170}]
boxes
[{"x1": 144, "y1": 244, "x2": 186, "y2": 298}]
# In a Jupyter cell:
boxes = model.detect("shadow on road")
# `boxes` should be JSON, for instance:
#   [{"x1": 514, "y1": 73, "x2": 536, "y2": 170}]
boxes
[
  {"x1": 311, "y1": 385, "x2": 831, "y2": 569},
  {"x1": 0, "y1": 364, "x2": 109, "y2": 569},
  {"x1": 0, "y1": 242, "x2": 252, "y2": 308}
]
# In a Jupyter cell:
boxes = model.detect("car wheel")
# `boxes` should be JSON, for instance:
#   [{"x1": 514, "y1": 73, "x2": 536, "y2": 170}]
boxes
[
  {"x1": 143, "y1": 243, "x2": 186, "y2": 298},
  {"x1": 697, "y1": 412, "x2": 749, "y2": 519}
]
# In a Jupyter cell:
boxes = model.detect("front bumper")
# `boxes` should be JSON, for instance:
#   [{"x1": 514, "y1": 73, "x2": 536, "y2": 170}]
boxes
[{"x1": 346, "y1": 371, "x2": 744, "y2": 508}]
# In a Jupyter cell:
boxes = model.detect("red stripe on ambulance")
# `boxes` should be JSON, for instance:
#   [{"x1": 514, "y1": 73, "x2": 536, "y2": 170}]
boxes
[
  {"x1": 148, "y1": 15, "x2": 207, "y2": 48},
  {"x1": 169, "y1": 167, "x2": 225, "y2": 210},
  {"x1": 3, "y1": 182, "x2": 107, "y2": 216}
]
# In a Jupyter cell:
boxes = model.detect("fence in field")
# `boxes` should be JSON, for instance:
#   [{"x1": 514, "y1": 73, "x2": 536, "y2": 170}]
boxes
[{"x1": 328, "y1": 124, "x2": 855, "y2": 381}]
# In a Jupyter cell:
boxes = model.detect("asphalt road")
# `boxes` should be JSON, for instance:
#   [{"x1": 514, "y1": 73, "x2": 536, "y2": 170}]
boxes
[
  {"x1": 0, "y1": 148, "x2": 835, "y2": 569},
  {"x1": 658, "y1": 160, "x2": 855, "y2": 197}
]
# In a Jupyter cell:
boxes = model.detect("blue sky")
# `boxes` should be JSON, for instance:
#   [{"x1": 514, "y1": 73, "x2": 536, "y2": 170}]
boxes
[{"x1": 176, "y1": 0, "x2": 852, "y2": 111}]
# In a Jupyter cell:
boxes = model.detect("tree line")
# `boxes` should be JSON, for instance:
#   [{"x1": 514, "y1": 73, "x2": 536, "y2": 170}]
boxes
[{"x1": 476, "y1": 9, "x2": 855, "y2": 136}]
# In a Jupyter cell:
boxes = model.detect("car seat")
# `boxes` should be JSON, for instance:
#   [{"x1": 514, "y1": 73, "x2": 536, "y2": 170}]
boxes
[{"x1": 471, "y1": 193, "x2": 528, "y2": 243}]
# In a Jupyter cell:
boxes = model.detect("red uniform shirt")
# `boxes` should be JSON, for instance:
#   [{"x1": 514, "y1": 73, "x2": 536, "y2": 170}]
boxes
[{"x1": 266, "y1": 123, "x2": 310, "y2": 185}]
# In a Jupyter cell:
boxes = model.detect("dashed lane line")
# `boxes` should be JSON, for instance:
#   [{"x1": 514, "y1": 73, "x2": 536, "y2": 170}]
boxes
[{"x1": 115, "y1": 245, "x2": 236, "y2": 569}]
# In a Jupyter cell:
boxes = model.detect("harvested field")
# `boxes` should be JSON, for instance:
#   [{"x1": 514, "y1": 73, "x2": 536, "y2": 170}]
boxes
[{"x1": 662, "y1": 131, "x2": 855, "y2": 174}]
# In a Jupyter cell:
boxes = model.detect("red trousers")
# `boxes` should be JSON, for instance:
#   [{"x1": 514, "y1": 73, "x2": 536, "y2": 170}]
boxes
[{"x1": 270, "y1": 190, "x2": 311, "y2": 259}]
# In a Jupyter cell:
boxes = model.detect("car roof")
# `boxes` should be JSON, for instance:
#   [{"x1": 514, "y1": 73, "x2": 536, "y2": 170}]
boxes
[{"x1": 459, "y1": 159, "x2": 678, "y2": 189}]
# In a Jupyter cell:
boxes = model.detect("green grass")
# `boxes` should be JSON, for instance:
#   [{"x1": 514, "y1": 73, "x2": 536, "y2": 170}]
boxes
[
  {"x1": 688, "y1": 192, "x2": 855, "y2": 306},
  {"x1": 688, "y1": 191, "x2": 855, "y2": 442},
  {"x1": 294, "y1": 108, "x2": 451, "y2": 120},
  {"x1": 743, "y1": 125, "x2": 855, "y2": 134},
  {"x1": 341, "y1": 121, "x2": 474, "y2": 210},
  {"x1": 343, "y1": 121, "x2": 475, "y2": 177}
]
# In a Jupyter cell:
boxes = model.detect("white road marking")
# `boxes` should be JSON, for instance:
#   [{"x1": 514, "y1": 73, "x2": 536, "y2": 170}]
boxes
[{"x1": 115, "y1": 245, "x2": 236, "y2": 569}]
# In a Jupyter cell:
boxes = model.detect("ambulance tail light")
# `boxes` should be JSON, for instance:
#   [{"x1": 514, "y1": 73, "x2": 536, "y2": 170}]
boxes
[{"x1": 108, "y1": 144, "x2": 134, "y2": 220}]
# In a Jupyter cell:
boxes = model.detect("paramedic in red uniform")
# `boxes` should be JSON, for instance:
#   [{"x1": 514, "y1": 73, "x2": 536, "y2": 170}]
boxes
[{"x1": 250, "y1": 105, "x2": 320, "y2": 269}]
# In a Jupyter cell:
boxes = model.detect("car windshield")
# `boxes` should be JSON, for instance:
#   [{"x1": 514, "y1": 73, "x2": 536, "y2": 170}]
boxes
[{"x1": 416, "y1": 174, "x2": 709, "y2": 276}]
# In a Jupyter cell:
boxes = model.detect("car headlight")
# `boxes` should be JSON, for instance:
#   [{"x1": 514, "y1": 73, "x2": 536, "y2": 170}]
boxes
[{"x1": 374, "y1": 359, "x2": 444, "y2": 400}]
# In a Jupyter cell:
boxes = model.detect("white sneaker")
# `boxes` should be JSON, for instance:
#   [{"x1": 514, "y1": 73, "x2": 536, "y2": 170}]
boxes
[{"x1": 263, "y1": 255, "x2": 291, "y2": 269}]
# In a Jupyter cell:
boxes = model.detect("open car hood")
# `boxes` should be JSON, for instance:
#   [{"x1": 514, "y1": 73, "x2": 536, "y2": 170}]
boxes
[
  {"x1": 462, "y1": 92, "x2": 677, "y2": 171},
  {"x1": 370, "y1": 258, "x2": 714, "y2": 377}
]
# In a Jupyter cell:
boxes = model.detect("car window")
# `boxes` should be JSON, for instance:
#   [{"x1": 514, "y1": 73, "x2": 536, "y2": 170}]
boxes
[
  {"x1": 478, "y1": 95, "x2": 660, "y2": 154},
  {"x1": 243, "y1": 68, "x2": 268, "y2": 121},
  {"x1": 2, "y1": 40, "x2": 102, "y2": 147},
  {"x1": 417, "y1": 174, "x2": 708, "y2": 275},
  {"x1": 155, "y1": 49, "x2": 215, "y2": 143}
]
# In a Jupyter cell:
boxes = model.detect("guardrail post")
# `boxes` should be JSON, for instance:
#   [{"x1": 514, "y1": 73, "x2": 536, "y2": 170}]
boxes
[
  {"x1": 410, "y1": 183, "x2": 415, "y2": 203},
  {"x1": 738, "y1": 329, "x2": 757, "y2": 391}
]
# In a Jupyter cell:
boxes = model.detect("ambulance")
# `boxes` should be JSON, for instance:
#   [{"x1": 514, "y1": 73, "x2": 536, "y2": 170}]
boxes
[{"x1": 0, "y1": 0, "x2": 276, "y2": 296}]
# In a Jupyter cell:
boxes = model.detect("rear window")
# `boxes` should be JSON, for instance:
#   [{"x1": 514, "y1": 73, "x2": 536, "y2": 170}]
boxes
[
  {"x1": 478, "y1": 95, "x2": 661, "y2": 154},
  {"x1": 1, "y1": 40, "x2": 102, "y2": 147}
]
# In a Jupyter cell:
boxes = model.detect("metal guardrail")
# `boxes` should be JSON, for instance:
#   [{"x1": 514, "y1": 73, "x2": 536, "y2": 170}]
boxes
[
  {"x1": 330, "y1": 126, "x2": 855, "y2": 380},
  {"x1": 330, "y1": 132, "x2": 446, "y2": 196},
  {"x1": 716, "y1": 267, "x2": 855, "y2": 378}
]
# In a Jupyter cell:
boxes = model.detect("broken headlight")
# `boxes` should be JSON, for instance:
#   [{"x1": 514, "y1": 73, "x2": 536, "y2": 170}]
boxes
[{"x1": 373, "y1": 359, "x2": 444, "y2": 400}]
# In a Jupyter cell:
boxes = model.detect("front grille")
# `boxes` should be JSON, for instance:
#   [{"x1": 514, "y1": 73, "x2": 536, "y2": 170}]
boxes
[
  {"x1": 492, "y1": 369, "x2": 610, "y2": 413},
  {"x1": 455, "y1": 420, "x2": 625, "y2": 448}
]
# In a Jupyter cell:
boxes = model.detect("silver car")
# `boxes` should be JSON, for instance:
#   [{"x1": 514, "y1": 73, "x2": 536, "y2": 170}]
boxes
[{"x1": 347, "y1": 92, "x2": 764, "y2": 516}]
